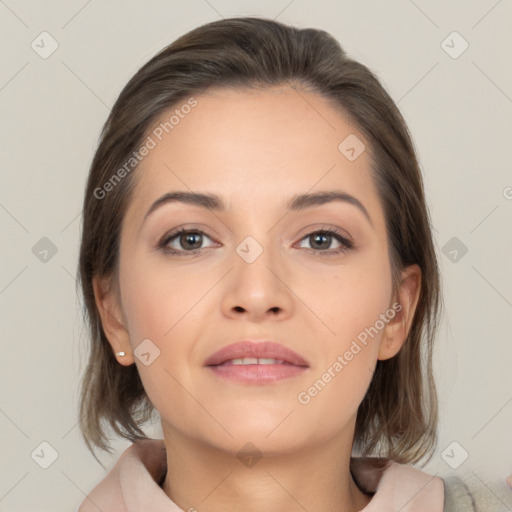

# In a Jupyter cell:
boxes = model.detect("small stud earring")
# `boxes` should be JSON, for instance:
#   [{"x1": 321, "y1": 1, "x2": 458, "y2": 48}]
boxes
[{"x1": 116, "y1": 351, "x2": 126, "y2": 357}]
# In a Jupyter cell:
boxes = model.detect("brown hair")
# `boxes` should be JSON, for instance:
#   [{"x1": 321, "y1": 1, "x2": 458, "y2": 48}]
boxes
[{"x1": 78, "y1": 16, "x2": 443, "y2": 466}]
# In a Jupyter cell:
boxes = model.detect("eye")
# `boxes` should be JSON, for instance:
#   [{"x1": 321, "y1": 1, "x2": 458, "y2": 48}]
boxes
[
  {"x1": 158, "y1": 226, "x2": 354, "y2": 257},
  {"x1": 296, "y1": 228, "x2": 353, "y2": 255},
  {"x1": 158, "y1": 228, "x2": 217, "y2": 256}
]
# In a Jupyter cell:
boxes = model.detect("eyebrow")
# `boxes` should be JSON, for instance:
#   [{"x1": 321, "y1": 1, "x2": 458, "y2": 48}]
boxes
[{"x1": 143, "y1": 190, "x2": 374, "y2": 228}]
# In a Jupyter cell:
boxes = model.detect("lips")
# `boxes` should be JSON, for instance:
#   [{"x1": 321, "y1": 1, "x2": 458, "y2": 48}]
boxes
[
  {"x1": 205, "y1": 340, "x2": 309, "y2": 385},
  {"x1": 204, "y1": 340, "x2": 309, "y2": 367}
]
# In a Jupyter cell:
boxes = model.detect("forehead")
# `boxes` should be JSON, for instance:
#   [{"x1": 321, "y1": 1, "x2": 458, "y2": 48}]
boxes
[{"x1": 125, "y1": 85, "x2": 383, "y2": 227}]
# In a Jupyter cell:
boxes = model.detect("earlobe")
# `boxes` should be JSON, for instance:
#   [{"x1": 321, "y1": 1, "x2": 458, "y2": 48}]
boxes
[
  {"x1": 378, "y1": 264, "x2": 421, "y2": 361},
  {"x1": 92, "y1": 275, "x2": 135, "y2": 366}
]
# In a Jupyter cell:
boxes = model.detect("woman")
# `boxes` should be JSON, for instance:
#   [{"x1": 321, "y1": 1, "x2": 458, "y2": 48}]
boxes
[{"x1": 77, "y1": 16, "x2": 509, "y2": 511}]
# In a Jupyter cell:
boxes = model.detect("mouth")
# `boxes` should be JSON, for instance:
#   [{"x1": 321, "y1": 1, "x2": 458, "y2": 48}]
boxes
[
  {"x1": 217, "y1": 357, "x2": 290, "y2": 365},
  {"x1": 204, "y1": 341, "x2": 309, "y2": 384}
]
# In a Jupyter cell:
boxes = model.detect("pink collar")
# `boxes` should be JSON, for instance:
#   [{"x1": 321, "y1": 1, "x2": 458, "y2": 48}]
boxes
[{"x1": 80, "y1": 438, "x2": 444, "y2": 511}]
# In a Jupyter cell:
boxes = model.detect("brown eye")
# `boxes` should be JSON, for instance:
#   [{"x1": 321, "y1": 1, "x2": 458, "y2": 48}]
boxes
[
  {"x1": 176, "y1": 231, "x2": 203, "y2": 250},
  {"x1": 159, "y1": 228, "x2": 216, "y2": 255},
  {"x1": 297, "y1": 229, "x2": 353, "y2": 255}
]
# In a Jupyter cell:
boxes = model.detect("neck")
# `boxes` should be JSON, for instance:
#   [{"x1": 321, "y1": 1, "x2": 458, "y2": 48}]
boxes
[{"x1": 161, "y1": 427, "x2": 372, "y2": 512}]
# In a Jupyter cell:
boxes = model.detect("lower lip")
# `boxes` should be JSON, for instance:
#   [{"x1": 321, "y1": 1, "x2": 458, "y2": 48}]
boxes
[{"x1": 207, "y1": 363, "x2": 308, "y2": 384}]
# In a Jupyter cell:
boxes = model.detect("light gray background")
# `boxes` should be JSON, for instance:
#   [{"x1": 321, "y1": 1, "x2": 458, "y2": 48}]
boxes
[{"x1": 1, "y1": 0, "x2": 511, "y2": 510}]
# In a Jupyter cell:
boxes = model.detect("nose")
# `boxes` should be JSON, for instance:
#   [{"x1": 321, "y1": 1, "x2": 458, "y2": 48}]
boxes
[{"x1": 220, "y1": 238, "x2": 295, "y2": 322}]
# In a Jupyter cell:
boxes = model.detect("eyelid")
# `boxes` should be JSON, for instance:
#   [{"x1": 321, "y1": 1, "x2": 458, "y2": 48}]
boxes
[
  {"x1": 294, "y1": 223, "x2": 354, "y2": 244},
  {"x1": 158, "y1": 223, "x2": 217, "y2": 242}
]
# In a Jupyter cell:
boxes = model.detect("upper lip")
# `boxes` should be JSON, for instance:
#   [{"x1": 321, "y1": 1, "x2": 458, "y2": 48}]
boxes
[{"x1": 204, "y1": 341, "x2": 309, "y2": 367}]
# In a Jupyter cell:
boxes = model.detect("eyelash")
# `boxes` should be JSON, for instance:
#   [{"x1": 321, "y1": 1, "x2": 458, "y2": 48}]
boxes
[{"x1": 158, "y1": 227, "x2": 354, "y2": 257}]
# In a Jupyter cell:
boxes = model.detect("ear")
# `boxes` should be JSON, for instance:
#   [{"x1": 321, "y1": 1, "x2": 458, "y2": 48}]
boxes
[
  {"x1": 378, "y1": 264, "x2": 421, "y2": 361},
  {"x1": 92, "y1": 275, "x2": 135, "y2": 366}
]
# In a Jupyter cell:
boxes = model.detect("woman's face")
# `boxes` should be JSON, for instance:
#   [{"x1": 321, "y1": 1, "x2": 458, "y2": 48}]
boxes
[{"x1": 96, "y1": 85, "x2": 420, "y2": 455}]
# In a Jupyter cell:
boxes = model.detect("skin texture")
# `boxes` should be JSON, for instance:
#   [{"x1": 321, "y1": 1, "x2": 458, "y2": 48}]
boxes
[{"x1": 94, "y1": 85, "x2": 421, "y2": 512}]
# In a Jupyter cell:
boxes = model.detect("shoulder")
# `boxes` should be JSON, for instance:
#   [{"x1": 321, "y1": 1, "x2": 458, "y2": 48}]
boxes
[
  {"x1": 351, "y1": 457, "x2": 444, "y2": 510},
  {"x1": 442, "y1": 473, "x2": 512, "y2": 512},
  {"x1": 352, "y1": 457, "x2": 512, "y2": 512},
  {"x1": 442, "y1": 475, "x2": 475, "y2": 511},
  {"x1": 78, "y1": 439, "x2": 167, "y2": 511}
]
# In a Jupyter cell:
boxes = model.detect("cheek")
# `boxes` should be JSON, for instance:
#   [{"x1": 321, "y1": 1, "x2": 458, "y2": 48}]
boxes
[
  {"x1": 296, "y1": 334, "x2": 377, "y2": 432},
  {"x1": 117, "y1": 253, "x2": 208, "y2": 408},
  {"x1": 298, "y1": 259, "x2": 391, "y2": 412},
  {"x1": 119, "y1": 251, "x2": 208, "y2": 343},
  {"x1": 312, "y1": 257, "x2": 392, "y2": 352}
]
